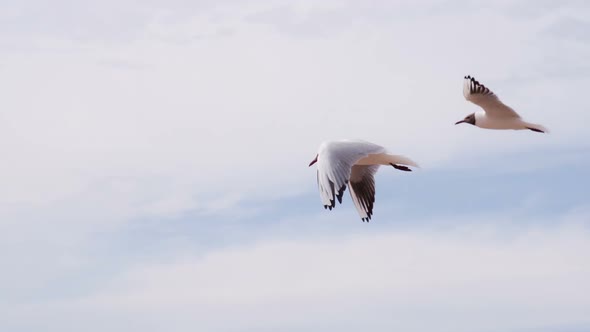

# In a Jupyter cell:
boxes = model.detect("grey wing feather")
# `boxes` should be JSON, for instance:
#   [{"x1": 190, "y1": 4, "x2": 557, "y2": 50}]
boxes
[
  {"x1": 463, "y1": 75, "x2": 520, "y2": 118},
  {"x1": 316, "y1": 140, "x2": 384, "y2": 211},
  {"x1": 348, "y1": 165, "x2": 380, "y2": 222}
]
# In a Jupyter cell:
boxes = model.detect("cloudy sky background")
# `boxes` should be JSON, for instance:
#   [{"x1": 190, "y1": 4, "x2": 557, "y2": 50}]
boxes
[{"x1": 1, "y1": 1, "x2": 589, "y2": 331}]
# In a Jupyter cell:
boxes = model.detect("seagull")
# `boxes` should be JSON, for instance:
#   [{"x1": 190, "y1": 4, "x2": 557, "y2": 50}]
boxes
[
  {"x1": 455, "y1": 75, "x2": 548, "y2": 133},
  {"x1": 308, "y1": 139, "x2": 419, "y2": 222}
]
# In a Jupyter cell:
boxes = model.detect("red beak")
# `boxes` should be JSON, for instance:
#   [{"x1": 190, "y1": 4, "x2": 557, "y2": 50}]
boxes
[{"x1": 308, "y1": 155, "x2": 318, "y2": 167}]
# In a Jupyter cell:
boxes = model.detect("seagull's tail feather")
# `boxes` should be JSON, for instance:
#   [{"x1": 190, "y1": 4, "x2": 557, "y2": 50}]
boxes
[
  {"x1": 385, "y1": 154, "x2": 420, "y2": 169},
  {"x1": 524, "y1": 122, "x2": 549, "y2": 134}
]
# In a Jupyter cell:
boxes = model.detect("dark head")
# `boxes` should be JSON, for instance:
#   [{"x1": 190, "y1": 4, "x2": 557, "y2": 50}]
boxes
[
  {"x1": 308, "y1": 154, "x2": 318, "y2": 167},
  {"x1": 455, "y1": 113, "x2": 476, "y2": 126}
]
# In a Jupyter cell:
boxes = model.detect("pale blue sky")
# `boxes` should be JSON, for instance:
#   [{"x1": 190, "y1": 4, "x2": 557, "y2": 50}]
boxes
[{"x1": 1, "y1": 1, "x2": 589, "y2": 331}]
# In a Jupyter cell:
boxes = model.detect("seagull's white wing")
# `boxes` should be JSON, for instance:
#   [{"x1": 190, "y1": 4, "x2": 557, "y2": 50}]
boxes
[
  {"x1": 316, "y1": 140, "x2": 385, "y2": 211},
  {"x1": 463, "y1": 75, "x2": 520, "y2": 118},
  {"x1": 349, "y1": 165, "x2": 380, "y2": 222}
]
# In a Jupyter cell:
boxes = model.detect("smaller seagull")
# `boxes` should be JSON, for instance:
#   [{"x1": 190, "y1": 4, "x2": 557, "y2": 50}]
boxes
[
  {"x1": 308, "y1": 139, "x2": 419, "y2": 222},
  {"x1": 456, "y1": 75, "x2": 548, "y2": 133}
]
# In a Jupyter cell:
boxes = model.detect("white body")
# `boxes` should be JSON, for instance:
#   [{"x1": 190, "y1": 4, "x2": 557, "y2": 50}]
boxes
[
  {"x1": 474, "y1": 111, "x2": 537, "y2": 130},
  {"x1": 311, "y1": 139, "x2": 419, "y2": 222}
]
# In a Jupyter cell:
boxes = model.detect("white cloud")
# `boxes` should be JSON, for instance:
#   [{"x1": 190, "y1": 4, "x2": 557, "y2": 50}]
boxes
[
  {"x1": 2, "y1": 1, "x2": 588, "y2": 210},
  {"x1": 4, "y1": 215, "x2": 590, "y2": 332}
]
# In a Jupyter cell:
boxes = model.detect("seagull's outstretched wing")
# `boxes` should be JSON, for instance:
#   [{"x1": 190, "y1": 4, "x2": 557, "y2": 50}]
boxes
[
  {"x1": 463, "y1": 75, "x2": 520, "y2": 118},
  {"x1": 316, "y1": 140, "x2": 384, "y2": 211},
  {"x1": 349, "y1": 165, "x2": 379, "y2": 222}
]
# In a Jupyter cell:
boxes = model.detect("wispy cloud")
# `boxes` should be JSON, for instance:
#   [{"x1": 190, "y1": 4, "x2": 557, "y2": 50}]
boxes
[{"x1": 4, "y1": 212, "x2": 590, "y2": 332}]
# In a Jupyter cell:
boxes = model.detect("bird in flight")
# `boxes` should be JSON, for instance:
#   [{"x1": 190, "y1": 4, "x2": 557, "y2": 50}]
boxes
[
  {"x1": 308, "y1": 139, "x2": 419, "y2": 222},
  {"x1": 456, "y1": 75, "x2": 548, "y2": 133}
]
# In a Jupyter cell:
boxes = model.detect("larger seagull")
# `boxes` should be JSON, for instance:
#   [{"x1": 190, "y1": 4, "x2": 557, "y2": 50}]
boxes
[
  {"x1": 456, "y1": 75, "x2": 548, "y2": 133},
  {"x1": 308, "y1": 139, "x2": 419, "y2": 222}
]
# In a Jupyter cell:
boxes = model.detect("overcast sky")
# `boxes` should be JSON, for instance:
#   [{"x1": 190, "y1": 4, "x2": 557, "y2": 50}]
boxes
[{"x1": 1, "y1": 1, "x2": 590, "y2": 331}]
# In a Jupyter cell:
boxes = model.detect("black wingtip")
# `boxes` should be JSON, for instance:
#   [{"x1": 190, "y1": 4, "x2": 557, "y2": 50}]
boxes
[
  {"x1": 336, "y1": 184, "x2": 346, "y2": 204},
  {"x1": 327, "y1": 198, "x2": 335, "y2": 209},
  {"x1": 526, "y1": 127, "x2": 545, "y2": 133},
  {"x1": 390, "y1": 163, "x2": 412, "y2": 172}
]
